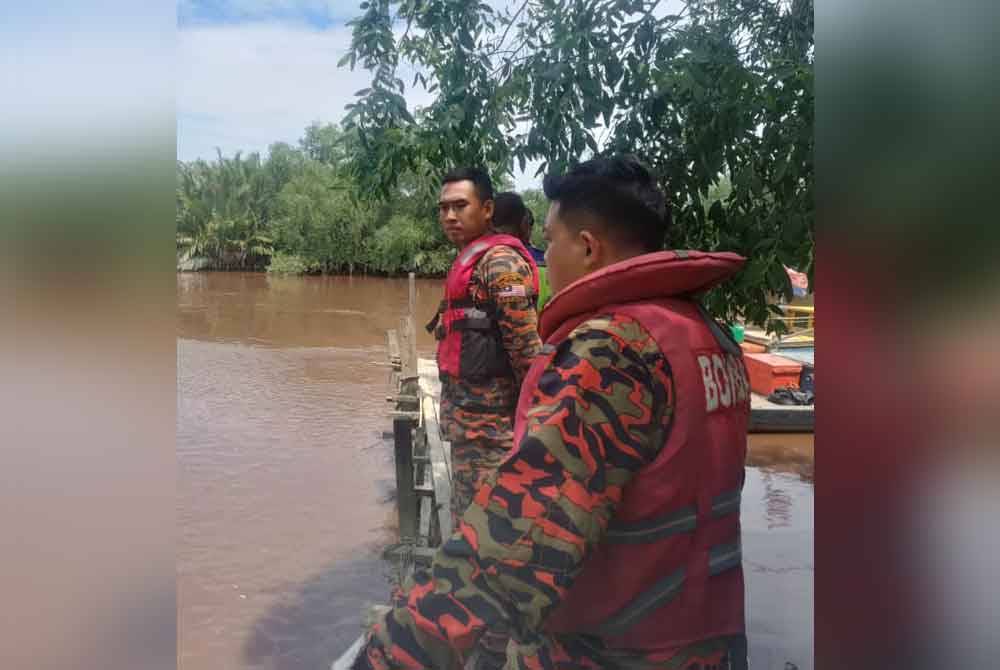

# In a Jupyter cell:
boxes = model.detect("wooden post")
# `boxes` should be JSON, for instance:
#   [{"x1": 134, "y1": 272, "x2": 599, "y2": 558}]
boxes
[
  {"x1": 408, "y1": 272, "x2": 416, "y2": 318},
  {"x1": 399, "y1": 315, "x2": 418, "y2": 388},
  {"x1": 393, "y1": 416, "x2": 417, "y2": 541}
]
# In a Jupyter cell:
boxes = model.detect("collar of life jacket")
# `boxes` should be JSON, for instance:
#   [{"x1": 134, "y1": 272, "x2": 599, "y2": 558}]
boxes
[{"x1": 538, "y1": 250, "x2": 746, "y2": 340}]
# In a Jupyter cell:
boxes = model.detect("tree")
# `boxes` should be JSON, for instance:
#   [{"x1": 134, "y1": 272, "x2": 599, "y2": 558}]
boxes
[
  {"x1": 176, "y1": 150, "x2": 277, "y2": 270},
  {"x1": 340, "y1": 0, "x2": 814, "y2": 328}
]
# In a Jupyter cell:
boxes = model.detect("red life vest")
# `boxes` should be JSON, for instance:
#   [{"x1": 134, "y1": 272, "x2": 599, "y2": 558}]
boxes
[
  {"x1": 514, "y1": 250, "x2": 750, "y2": 653},
  {"x1": 429, "y1": 233, "x2": 539, "y2": 381}
]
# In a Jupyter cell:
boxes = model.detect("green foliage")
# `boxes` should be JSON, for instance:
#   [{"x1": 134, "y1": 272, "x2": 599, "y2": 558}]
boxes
[
  {"x1": 371, "y1": 215, "x2": 455, "y2": 275},
  {"x1": 176, "y1": 150, "x2": 279, "y2": 270},
  {"x1": 266, "y1": 251, "x2": 314, "y2": 276},
  {"x1": 271, "y1": 162, "x2": 376, "y2": 274},
  {"x1": 341, "y1": 0, "x2": 814, "y2": 328},
  {"x1": 176, "y1": 127, "x2": 457, "y2": 276},
  {"x1": 521, "y1": 189, "x2": 549, "y2": 249}
]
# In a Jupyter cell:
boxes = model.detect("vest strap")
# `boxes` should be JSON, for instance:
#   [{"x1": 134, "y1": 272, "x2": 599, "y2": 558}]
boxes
[
  {"x1": 425, "y1": 312, "x2": 440, "y2": 334},
  {"x1": 593, "y1": 539, "x2": 742, "y2": 637},
  {"x1": 425, "y1": 297, "x2": 478, "y2": 334},
  {"x1": 605, "y1": 489, "x2": 741, "y2": 544},
  {"x1": 709, "y1": 540, "x2": 742, "y2": 576},
  {"x1": 605, "y1": 505, "x2": 697, "y2": 544}
]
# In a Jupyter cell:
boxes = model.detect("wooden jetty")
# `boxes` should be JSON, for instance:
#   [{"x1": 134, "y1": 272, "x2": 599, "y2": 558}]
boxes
[{"x1": 332, "y1": 275, "x2": 453, "y2": 670}]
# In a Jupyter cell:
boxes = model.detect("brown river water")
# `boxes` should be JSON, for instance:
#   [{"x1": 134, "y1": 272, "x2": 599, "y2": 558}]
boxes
[{"x1": 178, "y1": 272, "x2": 814, "y2": 670}]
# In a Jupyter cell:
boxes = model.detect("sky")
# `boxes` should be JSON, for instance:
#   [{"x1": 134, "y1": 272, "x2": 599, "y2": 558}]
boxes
[{"x1": 176, "y1": 0, "x2": 547, "y2": 190}]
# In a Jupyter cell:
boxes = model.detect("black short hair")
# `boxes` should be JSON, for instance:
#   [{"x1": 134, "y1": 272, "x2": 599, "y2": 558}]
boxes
[
  {"x1": 542, "y1": 155, "x2": 669, "y2": 253},
  {"x1": 441, "y1": 167, "x2": 494, "y2": 204},
  {"x1": 492, "y1": 192, "x2": 528, "y2": 236}
]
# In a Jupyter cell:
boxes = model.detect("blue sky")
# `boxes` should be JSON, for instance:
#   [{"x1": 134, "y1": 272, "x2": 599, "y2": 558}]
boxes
[
  {"x1": 176, "y1": 0, "x2": 546, "y2": 190},
  {"x1": 177, "y1": 0, "x2": 362, "y2": 29}
]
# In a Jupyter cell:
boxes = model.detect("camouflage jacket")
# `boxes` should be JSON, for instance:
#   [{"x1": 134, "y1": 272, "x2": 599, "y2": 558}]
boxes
[
  {"x1": 356, "y1": 314, "x2": 739, "y2": 670},
  {"x1": 439, "y1": 244, "x2": 541, "y2": 445}
]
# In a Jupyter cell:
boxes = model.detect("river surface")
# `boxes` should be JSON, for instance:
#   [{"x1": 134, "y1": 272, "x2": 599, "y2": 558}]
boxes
[{"x1": 177, "y1": 272, "x2": 814, "y2": 670}]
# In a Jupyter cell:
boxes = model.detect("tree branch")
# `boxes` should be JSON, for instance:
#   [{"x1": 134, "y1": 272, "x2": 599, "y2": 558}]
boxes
[{"x1": 486, "y1": 0, "x2": 532, "y2": 57}]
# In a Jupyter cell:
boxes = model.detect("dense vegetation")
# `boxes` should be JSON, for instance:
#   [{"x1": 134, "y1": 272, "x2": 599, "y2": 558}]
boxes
[
  {"x1": 177, "y1": 0, "x2": 813, "y2": 327},
  {"x1": 176, "y1": 123, "x2": 467, "y2": 276}
]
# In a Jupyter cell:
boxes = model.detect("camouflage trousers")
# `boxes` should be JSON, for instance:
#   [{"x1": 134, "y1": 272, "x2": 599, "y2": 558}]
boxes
[
  {"x1": 439, "y1": 397, "x2": 516, "y2": 524},
  {"x1": 440, "y1": 401, "x2": 515, "y2": 670}
]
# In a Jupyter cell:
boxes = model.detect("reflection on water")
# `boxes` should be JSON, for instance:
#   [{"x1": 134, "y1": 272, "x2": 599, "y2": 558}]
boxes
[
  {"x1": 177, "y1": 272, "x2": 814, "y2": 670},
  {"x1": 744, "y1": 435, "x2": 814, "y2": 670}
]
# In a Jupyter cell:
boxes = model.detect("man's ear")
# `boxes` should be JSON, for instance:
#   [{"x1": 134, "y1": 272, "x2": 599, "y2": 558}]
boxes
[
  {"x1": 579, "y1": 229, "x2": 601, "y2": 266},
  {"x1": 483, "y1": 199, "x2": 495, "y2": 222}
]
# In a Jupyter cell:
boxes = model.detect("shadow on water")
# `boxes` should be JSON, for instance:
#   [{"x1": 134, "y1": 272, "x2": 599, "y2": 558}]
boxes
[
  {"x1": 243, "y1": 436, "x2": 814, "y2": 670},
  {"x1": 242, "y1": 551, "x2": 394, "y2": 670}
]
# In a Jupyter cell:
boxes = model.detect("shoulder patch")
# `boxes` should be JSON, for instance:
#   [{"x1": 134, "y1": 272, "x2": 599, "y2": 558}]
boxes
[{"x1": 494, "y1": 272, "x2": 526, "y2": 288}]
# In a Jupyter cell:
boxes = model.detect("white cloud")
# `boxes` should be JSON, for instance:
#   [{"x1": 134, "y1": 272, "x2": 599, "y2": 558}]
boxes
[
  {"x1": 177, "y1": 19, "x2": 542, "y2": 188},
  {"x1": 178, "y1": 23, "x2": 373, "y2": 159}
]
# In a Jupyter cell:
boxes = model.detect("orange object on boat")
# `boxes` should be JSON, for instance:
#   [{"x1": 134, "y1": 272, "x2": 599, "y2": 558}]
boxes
[
  {"x1": 739, "y1": 341, "x2": 767, "y2": 354},
  {"x1": 743, "y1": 353, "x2": 803, "y2": 395}
]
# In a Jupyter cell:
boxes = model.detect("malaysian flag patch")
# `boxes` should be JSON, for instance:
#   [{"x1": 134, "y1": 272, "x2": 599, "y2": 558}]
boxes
[{"x1": 496, "y1": 284, "x2": 527, "y2": 300}]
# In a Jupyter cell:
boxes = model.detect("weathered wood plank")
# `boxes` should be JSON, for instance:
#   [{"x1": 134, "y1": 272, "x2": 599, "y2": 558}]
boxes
[
  {"x1": 418, "y1": 495, "x2": 432, "y2": 545},
  {"x1": 412, "y1": 546, "x2": 436, "y2": 564},
  {"x1": 331, "y1": 606, "x2": 393, "y2": 670},
  {"x1": 417, "y1": 359, "x2": 451, "y2": 480},
  {"x1": 417, "y1": 358, "x2": 441, "y2": 400},
  {"x1": 441, "y1": 439, "x2": 452, "y2": 477},
  {"x1": 408, "y1": 272, "x2": 416, "y2": 317},
  {"x1": 386, "y1": 329, "x2": 400, "y2": 365},
  {"x1": 398, "y1": 316, "x2": 418, "y2": 381},
  {"x1": 422, "y1": 394, "x2": 452, "y2": 541},
  {"x1": 331, "y1": 634, "x2": 365, "y2": 670},
  {"x1": 393, "y1": 417, "x2": 417, "y2": 541}
]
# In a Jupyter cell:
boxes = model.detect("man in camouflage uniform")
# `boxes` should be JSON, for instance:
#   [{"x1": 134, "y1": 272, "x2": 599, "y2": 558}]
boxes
[
  {"x1": 433, "y1": 169, "x2": 542, "y2": 526},
  {"x1": 353, "y1": 157, "x2": 748, "y2": 670},
  {"x1": 492, "y1": 193, "x2": 551, "y2": 310},
  {"x1": 430, "y1": 169, "x2": 542, "y2": 670}
]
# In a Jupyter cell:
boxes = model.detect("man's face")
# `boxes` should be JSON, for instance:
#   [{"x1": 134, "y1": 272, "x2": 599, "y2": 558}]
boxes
[
  {"x1": 438, "y1": 180, "x2": 493, "y2": 248},
  {"x1": 543, "y1": 201, "x2": 592, "y2": 294}
]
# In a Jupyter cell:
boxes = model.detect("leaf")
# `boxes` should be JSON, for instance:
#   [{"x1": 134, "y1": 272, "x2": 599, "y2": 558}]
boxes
[
  {"x1": 354, "y1": 88, "x2": 372, "y2": 97},
  {"x1": 708, "y1": 199, "x2": 725, "y2": 225},
  {"x1": 773, "y1": 158, "x2": 789, "y2": 184}
]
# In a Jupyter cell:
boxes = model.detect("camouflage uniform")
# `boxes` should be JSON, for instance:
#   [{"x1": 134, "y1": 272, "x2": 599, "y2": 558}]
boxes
[
  {"x1": 439, "y1": 244, "x2": 541, "y2": 526},
  {"x1": 355, "y1": 314, "x2": 747, "y2": 670}
]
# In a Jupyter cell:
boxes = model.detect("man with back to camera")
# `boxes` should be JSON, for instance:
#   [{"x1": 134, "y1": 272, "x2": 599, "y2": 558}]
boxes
[
  {"x1": 492, "y1": 192, "x2": 551, "y2": 311},
  {"x1": 355, "y1": 155, "x2": 751, "y2": 670}
]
